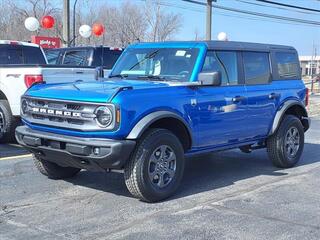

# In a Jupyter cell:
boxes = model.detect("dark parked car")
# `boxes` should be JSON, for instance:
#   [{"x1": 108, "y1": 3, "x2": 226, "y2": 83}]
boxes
[{"x1": 44, "y1": 46, "x2": 123, "y2": 72}]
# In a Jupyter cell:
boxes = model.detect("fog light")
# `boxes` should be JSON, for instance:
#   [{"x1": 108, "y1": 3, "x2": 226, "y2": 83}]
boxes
[{"x1": 93, "y1": 147, "x2": 100, "y2": 155}]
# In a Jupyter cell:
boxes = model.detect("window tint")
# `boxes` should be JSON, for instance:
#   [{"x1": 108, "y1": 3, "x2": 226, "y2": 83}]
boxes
[
  {"x1": 62, "y1": 50, "x2": 88, "y2": 66},
  {"x1": 243, "y1": 52, "x2": 270, "y2": 84},
  {"x1": 0, "y1": 45, "x2": 23, "y2": 64},
  {"x1": 275, "y1": 52, "x2": 300, "y2": 79},
  {"x1": 45, "y1": 49, "x2": 61, "y2": 64},
  {"x1": 102, "y1": 49, "x2": 122, "y2": 69},
  {"x1": 202, "y1": 51, "x2": 238, "y2": 85},
  {"x1": 23, "y1": 46, "x2": 46, "y2": 64}
]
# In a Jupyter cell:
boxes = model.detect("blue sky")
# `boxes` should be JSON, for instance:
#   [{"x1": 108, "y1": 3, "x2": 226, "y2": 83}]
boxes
[{"x1": 105, "y1": 0, "x2": 320, "y2": 56}]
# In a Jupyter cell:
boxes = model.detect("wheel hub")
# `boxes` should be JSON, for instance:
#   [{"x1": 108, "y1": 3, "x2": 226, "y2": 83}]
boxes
[
  {"x1": 285, "y1": 126, "x2": 300, "y2": 158},
  {"x1": 148, "y1": 145, "x2": 177, "y2": 188}
]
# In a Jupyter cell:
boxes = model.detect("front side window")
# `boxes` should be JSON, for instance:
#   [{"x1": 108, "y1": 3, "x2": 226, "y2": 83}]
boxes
[
  {"x1": 275, "y1": 52, "x2": 300, "y2": 79},
  {"x1": 202, "y1": 51, "x2": 238, "y2": 85},
  {"x1": 62, "y1": 50, "x2": 88, "y2": 66},
  {"x1": 45, "y1": 49, "x2": 60, "y2": 64},
  {"x1": 243, "y1": 52, "x2": 270, "y2": 85},
  {"x1": 110, "y1": 48, "x2": 200, "y2": 82}
]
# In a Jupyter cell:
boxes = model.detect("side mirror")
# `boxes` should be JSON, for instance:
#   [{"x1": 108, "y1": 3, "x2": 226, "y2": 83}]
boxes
[
  {"x1": 198, "y1": 71, "x2": 221, "y2": 86},
  {"x1": 94, "y1": 66, "x2": 104, "y2": 81}
]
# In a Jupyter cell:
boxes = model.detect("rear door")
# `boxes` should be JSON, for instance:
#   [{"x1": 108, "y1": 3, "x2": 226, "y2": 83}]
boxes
[
  {"x1": 243, "y1": 51, "x2": 278, "y2": 139},
  {"x1": 195, "y1": 50, "x2": 248, "y2": 147}
]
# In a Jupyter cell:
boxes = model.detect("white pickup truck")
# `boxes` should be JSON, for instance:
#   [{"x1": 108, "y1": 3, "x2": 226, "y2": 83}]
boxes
[{"x1": 0, "y1": 40, "x2": 104, "y2": 142}]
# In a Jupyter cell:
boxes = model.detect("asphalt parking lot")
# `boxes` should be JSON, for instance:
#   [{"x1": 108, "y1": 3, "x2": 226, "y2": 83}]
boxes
[{"x1": 1, "y1": 118, "x2": 320, "y2": 240}]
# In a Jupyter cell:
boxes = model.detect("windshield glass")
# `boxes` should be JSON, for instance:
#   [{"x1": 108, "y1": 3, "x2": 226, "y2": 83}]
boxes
[{"x1": 110, "y1": 47, "x2": 200, "y2": 82}]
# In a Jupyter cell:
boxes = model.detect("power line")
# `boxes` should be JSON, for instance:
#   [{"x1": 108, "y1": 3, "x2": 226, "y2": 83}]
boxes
[
  {"x1": 256, "y1": 0, "x2": 320, "y2": 13},
  {"x1": 156, "y1": 1, "x2": 320, "y2": 28},
  {"x1": 235, "y1": 0, "x2": 318, "y2": 15},
  {"x1": 182, "y1": 0, "x2": 320, "y2": 26}
]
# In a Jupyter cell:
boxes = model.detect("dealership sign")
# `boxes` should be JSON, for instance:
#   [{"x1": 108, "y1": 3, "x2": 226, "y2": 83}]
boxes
[{"x1": 31, "y1": 36, "x2": 61, "y2": 49}]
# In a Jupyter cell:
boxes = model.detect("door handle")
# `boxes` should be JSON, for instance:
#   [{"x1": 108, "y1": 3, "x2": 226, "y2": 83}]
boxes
[
  {"x1": 232, "y1": 96, "x2": 245, "y2": 103},
  {"x1": 75, "y1": 71, "x2": 84, "y2": 74},
  {"x1": 269, "y1": 92, "x2": 280, "y2": 99}
]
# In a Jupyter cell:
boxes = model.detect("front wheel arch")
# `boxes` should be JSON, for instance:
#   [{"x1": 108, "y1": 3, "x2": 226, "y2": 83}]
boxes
[{"x1": 126, "y1": 111, "x2": 193, "y2": 151}]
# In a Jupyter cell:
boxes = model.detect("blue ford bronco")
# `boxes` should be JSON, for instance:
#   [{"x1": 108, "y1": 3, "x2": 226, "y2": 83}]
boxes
[{"x1": 16, "y1": 41, "x2": 310, "y2": 202}]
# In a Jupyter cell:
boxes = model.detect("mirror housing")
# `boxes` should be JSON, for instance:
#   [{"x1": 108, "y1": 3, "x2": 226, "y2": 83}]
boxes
[
  {"x1": 94, "y1": 66, "x2": 104, "y2": 81},
  {"x1": 198, "y1": 71, "x2": 221, "y2": 86}
]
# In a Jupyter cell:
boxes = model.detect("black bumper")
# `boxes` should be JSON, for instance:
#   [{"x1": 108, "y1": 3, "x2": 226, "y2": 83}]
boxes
[{"x1": 15, "y1": 126, "x2": 136, "y2": 171}]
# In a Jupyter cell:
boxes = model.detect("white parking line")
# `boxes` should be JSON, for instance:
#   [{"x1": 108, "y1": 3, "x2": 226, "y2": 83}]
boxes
[{"x1": 0, "y1": 154, "x2": 32, "y2": 161}]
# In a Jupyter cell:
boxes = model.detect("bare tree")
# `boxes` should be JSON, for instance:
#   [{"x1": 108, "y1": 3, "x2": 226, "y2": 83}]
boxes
[
  {"x1": 145, "y1": 0, "x2": 182, "y2": 42},
  {"x1": 0, "y1": 0, "x2": 182, "y2": 47}
]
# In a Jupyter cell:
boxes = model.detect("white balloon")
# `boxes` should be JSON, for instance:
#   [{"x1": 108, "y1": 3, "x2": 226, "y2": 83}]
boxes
[
  {"x1": 79, "y1": 25, "x2": 92, "y2": 38},
  {"x1": 24, "y1": 17, "x2": 40, "y2": 32},
  {"x1": 217, "y1": 32, "x2": 228, "y2": 41}
]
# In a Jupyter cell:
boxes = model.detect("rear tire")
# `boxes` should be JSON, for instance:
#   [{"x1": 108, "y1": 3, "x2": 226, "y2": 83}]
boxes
[
  {"x1": 33, "y1": 154, "x2": 80, "y2": 179},
  {"x1": 267, "y1": 115, "x2": 304, "y2": 168},
  {"x1": 124, "y1": 129, "x2": 185, "y2": 202},
  {"x1": 0, "y1": 100, "x2": 18, "y2": 143}
]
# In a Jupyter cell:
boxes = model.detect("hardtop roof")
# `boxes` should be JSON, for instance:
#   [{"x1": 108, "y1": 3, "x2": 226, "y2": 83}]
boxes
[{"x1": 131, "y1": 40, "x2": 296, "y2": 52}]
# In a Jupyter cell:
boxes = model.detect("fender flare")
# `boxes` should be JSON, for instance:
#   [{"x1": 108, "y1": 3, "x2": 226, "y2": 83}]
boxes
[
  {"x1": 269, "y1": 100, "x2": 308, "y2": 135},
  {"x1": 126, "y1": 110, "x2": 193, "y2": 143}
]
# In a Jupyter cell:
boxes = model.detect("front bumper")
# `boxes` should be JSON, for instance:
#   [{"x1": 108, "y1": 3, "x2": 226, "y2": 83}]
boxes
[{"x1": 15, "y1": 126, "x2": 136, "y2": 171}]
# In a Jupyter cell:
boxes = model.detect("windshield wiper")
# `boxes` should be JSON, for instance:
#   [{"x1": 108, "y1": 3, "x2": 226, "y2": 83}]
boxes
[
  {"x1": 108, "y1": 74, "x2": 128, "y2": 79},
  {"x1": 137, "y1": 75, "x2": 167, "y2": 81}
]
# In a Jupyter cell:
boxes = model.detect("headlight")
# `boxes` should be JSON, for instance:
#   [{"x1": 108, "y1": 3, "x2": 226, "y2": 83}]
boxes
[
  {"x1": 21, "y1": 99, "x2": 28, "y2": 115},
  {"x1": 95, "y1": 106, "x2": 113, "y2": 128}
]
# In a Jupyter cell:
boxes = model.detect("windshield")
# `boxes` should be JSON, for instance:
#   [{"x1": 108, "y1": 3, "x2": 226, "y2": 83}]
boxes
[{"x1": 110, "y1": 47, "x2": 200, "y2": 82}]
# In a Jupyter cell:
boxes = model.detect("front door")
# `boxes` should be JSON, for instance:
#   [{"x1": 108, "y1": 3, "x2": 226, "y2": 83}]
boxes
[{"x1": 195, "y1": 50, "x2": 248, "y2": 148}]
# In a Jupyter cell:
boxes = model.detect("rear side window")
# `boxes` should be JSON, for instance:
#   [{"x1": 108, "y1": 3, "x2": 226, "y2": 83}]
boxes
[
  {"x1": 62, "y1": 50, "x2": 88, "y2": 66},
  {"x1": 243, "y1": 52, "x2": 270, "y2": 85},
  {"x1": 0, "y1": 45, "x2": 23, "y2": 64},
  {"x1": 45, "y1": 49, "x2": 61, "y2": 64},
  {"x1": 23, "y1": 46, "x2": 46, "y2": 64},
  {"x1": 202, "y1": 51, "x2": 238, "y2": 85},
  {"x1": 275, "y1": 52, "x2": 300, "y2": 79}
]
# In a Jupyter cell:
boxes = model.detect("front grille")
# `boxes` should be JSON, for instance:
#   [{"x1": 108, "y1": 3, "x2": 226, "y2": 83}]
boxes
[{"x1": 21, "y1": 97, "x2": 108, "y2": 131}]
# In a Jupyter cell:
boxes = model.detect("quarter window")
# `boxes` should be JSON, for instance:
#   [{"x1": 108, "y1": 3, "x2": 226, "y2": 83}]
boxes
[
  {"x1": 202, "y1": 51, "x2": 238, "y2": 85},
  {"x1": 275, "y1": 52, "x2": 300, "y2": 79},
  {"x1": 243, "y1": 52, "x2": 270, "y2": 85}
]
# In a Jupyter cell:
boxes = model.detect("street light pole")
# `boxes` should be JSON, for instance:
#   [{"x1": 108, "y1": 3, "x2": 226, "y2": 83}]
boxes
[
  {"x1": 206, "y1": 0, "x2": 212, "y2": 40},
  {"x1": 63, "y1": 0, "x2": 70, "y2": 47},
  {"x1": 72, "y1": 0, "x2": 79, "y2": 47}
]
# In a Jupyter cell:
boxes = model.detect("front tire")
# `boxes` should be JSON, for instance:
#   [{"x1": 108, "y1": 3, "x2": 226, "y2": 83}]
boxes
[
  {"x1": 33, "y1": 154, "x2": 80, "y2": 179},
  {"x1": 267, "y1": 115, "x2": 304, "y2": 168},
  {"x1": 124, "y1": 129, "x2": 185, "y2": 202},
  {"x1": 0, "y1": 100, "x2": 18, "y2": 143}
]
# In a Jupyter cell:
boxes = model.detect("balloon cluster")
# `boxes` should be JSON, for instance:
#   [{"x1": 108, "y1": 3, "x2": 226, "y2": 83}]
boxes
[
  {"x1": 24, "y1": 16, "x2": 55, "y2": 31},
  {"x1": 25, "y1": 16, "x2": 105, "y2": 38},
  {"x1": 79, "y1": 23, "x2": 104, "y2": 38}
]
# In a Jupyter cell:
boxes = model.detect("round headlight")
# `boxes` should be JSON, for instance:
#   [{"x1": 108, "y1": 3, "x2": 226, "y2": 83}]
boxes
[
  {"x1": 21, "y1": 99, "x2": 28, "y2": 115},
  {"x1": 95, "y1": 106, "x2": 113, "y2": 128}
]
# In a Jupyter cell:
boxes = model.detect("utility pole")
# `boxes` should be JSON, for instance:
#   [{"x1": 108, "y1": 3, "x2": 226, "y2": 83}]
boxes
[
  {"x1": 206, "y1": 0, "x2": 213, "y2": 40},
  {"x1": 63, "y1": 0, "x2": 70, "y2": 47}
]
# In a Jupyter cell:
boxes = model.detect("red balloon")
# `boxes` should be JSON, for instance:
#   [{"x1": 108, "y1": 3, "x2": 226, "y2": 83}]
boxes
[
  {"x1": 92, "y1": 23, "x2": 104, "y2": 36},
  {"x1": 41, "y1": 16, "x2": 55, "y2": 29}
]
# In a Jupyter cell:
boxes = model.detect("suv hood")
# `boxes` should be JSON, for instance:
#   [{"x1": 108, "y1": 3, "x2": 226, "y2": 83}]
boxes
[{"x1": 26, "y1": 79, "x2": 170, "y2": 103}]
